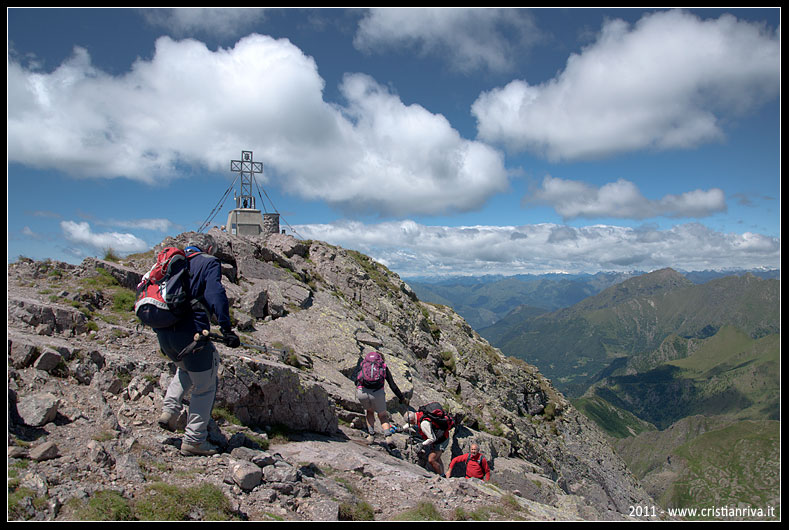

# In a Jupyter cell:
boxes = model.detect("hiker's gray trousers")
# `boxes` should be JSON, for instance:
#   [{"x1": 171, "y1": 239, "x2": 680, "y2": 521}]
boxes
[{"x1": 162, "y1": 344, "x2": 220, "y2": 445}]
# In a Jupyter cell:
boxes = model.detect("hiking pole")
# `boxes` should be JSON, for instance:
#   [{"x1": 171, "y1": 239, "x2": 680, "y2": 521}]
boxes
[
  {"x1": 193, "y1": 330, "x2": 272, "y2": 355},
  {"x1": 178, "y1": 330, "x2": 295, "y2": 365}
]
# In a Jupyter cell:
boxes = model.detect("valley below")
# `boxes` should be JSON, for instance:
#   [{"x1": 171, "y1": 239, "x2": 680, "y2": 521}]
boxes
[{"x1": 413, "y1": 268, "x2": 781, "y2": 520}]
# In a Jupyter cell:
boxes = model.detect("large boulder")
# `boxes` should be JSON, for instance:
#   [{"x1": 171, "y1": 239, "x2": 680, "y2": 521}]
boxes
[{"x1": 216, "y1": 357, "x2": 338, "y2": 435}]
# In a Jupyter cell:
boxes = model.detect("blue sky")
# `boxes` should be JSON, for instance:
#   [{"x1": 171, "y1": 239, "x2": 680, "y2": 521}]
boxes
[{"x1": 7, "y1": 8, "x2": 780, "y2": 277}]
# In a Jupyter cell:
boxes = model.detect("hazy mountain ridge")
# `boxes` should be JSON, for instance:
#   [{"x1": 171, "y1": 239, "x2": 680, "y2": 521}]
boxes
[
  {"x1": 407, "y1": 271, "x2": 639, "y2": 331},
  {"x1": 478, "y1": 269, "x2": 779, "y2": 396}
]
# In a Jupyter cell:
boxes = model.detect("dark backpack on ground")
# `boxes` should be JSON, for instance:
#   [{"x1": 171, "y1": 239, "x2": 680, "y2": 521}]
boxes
[
  {"x1": 418, "y1": 402, "x2": 455, "y2": 433},
  {"x1": 357, "y1": 351, "x2": 387, "y2": 389},
  {"x1": 134, "y1": 247, "x2": 195, "y2": 328}
]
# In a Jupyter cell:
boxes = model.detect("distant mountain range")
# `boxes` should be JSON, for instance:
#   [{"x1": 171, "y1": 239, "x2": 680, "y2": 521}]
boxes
[
  {"x1": 407, "y1": 267, "x2": 780, "y2": 517},
  {"x1": 405, "y1": 268, "x2": 779, "y2": 332},
  {"x1": 477, "y1": 268, "x2": 779, "y2": 398}
]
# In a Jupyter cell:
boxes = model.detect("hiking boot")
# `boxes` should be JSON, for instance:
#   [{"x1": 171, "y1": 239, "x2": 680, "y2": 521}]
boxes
[
  {"x1": 158, "y1": 411, "x2": 178, "y2": 432},
  {"x1": 366, "y1": 433, "x2": 375, "y2": 443},
  {"x1": 180, "y1": 440, "x2": 219, "y2": 457}
]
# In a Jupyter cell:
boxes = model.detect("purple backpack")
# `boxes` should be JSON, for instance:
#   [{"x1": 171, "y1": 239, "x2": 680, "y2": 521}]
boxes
[{"x1": 357, "y1": 351, "x2": 386, "y2": 389}]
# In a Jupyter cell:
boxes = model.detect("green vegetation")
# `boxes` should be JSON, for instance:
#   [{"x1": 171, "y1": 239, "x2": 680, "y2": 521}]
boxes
[
  {"x1": 124, "y1": 249, "x2": 156, "y2": 262},
  {"x1": 420, "y1": 305, "x2": 442, "y2": 341},
  {"x1": 483, "y1": 272, "x2": 779, "y2": 397},
  {"x1": 489, "y1": 271, "x2": 783, "y2": 516},
  {"x1": 453, "y1": 494, "x2": 528, "y2": 521},
  {"x1": 338, "y1": 500, "x2": 376, "y2": 521},
  {"x1": 393, "y1": 501, "x2": 444, "y2": 521},
  {"x1": 347, "y1": 250, "x2": 398, "y2": 294},
  {"x1": 81, "y1": 266, "x2": 120, "y2": 289},
  {"x1": 134, "y1": 482, "x2": 236, "y2": 521},
  {"x1": 76, "y1": 267, "x2": 138, "y2": 321},
  {"x1": 589, "y1": 324, "x2": 780, "y2": 516},
  {"x1": 103, "y1": 247, "x2": 121, "y2": 262},
  {"x1": 26, "y1": 483, "x2": 237, "y2": 522},
  {"x1": 112, "y1": 289, "x2": 137, "y2": 313},
  {"x1": 592, "y1": 327, "x2": 779, "y2": 429},
  {"x1": 212, "y1": 407, "x2": 244, "y2": 426},
  {"x1": 69, "y1": 490, "x2": 135, "y2": 521},
  {"x1": 573, "y1": 396, "x2": 656, "y2": 439},
  {"x1": 390, "y1": 496, "x2": 527, "y2": 522},
  {"x1": 8, "y1": 486, "x2": 49, "y2": 521},
  {"x1": 664, "y1": 420, "x2": 780, "y2": 519},
  {"x1": 266, "y1": 424, "x2": 295, "y2": 446}
]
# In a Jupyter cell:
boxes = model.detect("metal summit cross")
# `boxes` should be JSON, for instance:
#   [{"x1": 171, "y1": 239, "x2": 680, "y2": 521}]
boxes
[
  {"x1": 199, "y1": 150, "x2": 279, "y2": 235},
  {"x1": 225, "y1": 150, "x2": 279, "y2": 236},
  {"x1": 230, "y1": 150, "x2": 263, "y2": 210}
]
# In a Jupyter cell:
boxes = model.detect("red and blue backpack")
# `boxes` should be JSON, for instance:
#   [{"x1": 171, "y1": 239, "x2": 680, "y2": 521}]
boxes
[{"x1": 134, "y1": 247, "x2": 195, "y2": 329}]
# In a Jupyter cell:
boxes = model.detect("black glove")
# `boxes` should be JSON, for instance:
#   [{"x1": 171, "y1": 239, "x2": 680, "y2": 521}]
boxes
[{"x1": 222, "y1": 329, "x2": 241, "y2": 348}]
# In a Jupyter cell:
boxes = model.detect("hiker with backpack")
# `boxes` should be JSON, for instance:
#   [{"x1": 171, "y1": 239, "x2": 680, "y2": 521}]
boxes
[
  {"x1": 352, "y1": 350, "x2": 406, "y2": 443},
  {"x1": 403, "y1": 403, "x2": 455, "y2": 476},
  {"x1": 140, "y1": 233, "x2": 240, "y2": 457},
  {"x1": 445, "y1": 443, "x2": 490, "y2": 481}
]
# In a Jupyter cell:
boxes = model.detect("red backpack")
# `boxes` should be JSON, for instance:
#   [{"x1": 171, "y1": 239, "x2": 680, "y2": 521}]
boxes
[
  {"x1": 417, "y1": 402, "x2": 455, "y2": 442},
  {"x1": 134, "y1": 247, "x2": 193, "y2": 328}
]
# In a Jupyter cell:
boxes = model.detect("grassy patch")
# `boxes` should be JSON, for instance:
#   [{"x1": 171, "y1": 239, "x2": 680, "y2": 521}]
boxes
[
  {"x1": 63, "y1": 483, "x2": 238, "y2": 521},
  {"x1": 212, "y1": 407, "x2": 244, "y2": 426},
  {"x1": 70, "y1": 490, "x2": 134, "y2": 521},
  {"x1": 393, "y1": 501, "x2": 444, "y2": 521},
  {"x1": 665, "y1": 420, "x2": 780, "y2": 518},
  {"x1": 573, "y1": 395, "x2": 656, "y2": 438},
  {"x1": 134, "y1": 482, "x2": 236, "y2": 521},
  {"x1": 346, "y1": 250, "x2": 398, "y2": 296},
  {"x1": 338, "y1": 500, "x2": 375, "y2": 521},
  {"x1": 111, "y1": 290, "x2": 137, "y2": 313},
  {"x1": 8, "y1": 486, "x2": 49, "y2": 521}
]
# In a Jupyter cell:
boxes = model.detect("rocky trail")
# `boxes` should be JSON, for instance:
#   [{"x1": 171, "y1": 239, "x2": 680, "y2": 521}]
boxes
[{"x1": 8, "y1": 230, "x2": 660, "y2": 521}]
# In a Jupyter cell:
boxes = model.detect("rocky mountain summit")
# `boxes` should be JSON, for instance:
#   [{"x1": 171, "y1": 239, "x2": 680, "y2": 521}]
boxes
[{"x1": 8, "y1": 229, "x2": 659, "y2": 521}]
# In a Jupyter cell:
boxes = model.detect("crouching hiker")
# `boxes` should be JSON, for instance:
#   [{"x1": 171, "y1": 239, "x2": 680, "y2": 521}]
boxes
[
  {"x1": 151, "y1": 234, "x2": 240, "y2": 457},
  {"x1": 446, "y1": 443, "x2": 490, "y2": 481},
  {"x1": 352, "y1": 350, "x2": 406, "y2": 443},
  {"x1": 403, "y1": 403, "x2": 455, "y2": 476}
]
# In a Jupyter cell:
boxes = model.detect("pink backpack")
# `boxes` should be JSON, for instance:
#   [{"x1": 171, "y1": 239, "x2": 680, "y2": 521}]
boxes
[{"x1": 357, "y1": 351, "x2": 387, "y2": 389}]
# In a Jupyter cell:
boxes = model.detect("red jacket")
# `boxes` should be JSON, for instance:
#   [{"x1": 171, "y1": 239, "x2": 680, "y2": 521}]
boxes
[{"x1": 448, "y1": 453, "x2": 490, "y2": 480}]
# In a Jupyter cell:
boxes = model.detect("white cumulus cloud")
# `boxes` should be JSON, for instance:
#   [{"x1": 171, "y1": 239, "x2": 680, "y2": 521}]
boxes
[
  {"x1": 104, "y1": 218, "x2": 181, "y2": 232},
  {"x1": 471, "y1": 10, "x2": 780, "y2": 160},
  {"x1": 140, "y1": 8, "x2": 268, "y2": 39},
  {"x1": 60, "y1": 221, "x2": 149, "y2": 253},
  {"x1": 528, "y1": 176, "x2": 727, "y2": 220},
  {"x1": 295, "y1": 220, "x2": 780, "y2": 277},
  {"x1": 8, "y1": 34, "x2": 508, "y2": 217},
  {"x1": 354, "y1": 8, "x2": 542, "y2": 74}
]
